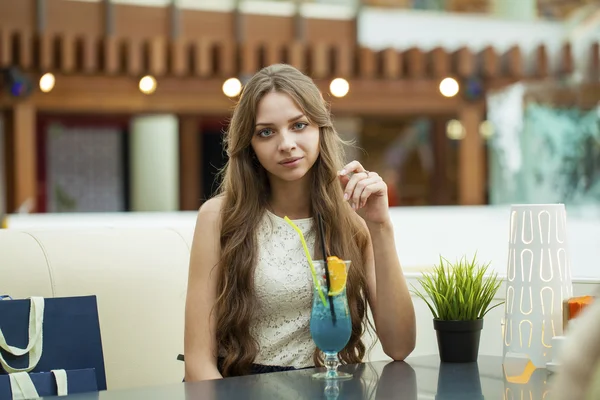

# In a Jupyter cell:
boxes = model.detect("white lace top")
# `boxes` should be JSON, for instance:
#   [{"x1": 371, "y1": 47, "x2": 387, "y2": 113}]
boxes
[{"x1": 252, "y1": 210, "x2": 317, "y2": 368}]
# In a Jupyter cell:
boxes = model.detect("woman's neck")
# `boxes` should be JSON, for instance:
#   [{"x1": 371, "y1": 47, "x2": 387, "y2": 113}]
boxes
[{"x1": 267, "y1": 176, "x2": 312, "y2": 220}]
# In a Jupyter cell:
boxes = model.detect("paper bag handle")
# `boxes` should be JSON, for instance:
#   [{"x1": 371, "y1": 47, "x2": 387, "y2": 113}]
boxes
[
  {"x1": 8, "y1": 369, "x2": 69, "y2": 399},
  {"x1": 0, "y1": 297, "x2": 44, "y2": 373}
]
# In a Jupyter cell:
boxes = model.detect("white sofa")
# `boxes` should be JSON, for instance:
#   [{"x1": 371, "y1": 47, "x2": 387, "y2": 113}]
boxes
[
  {"x1": 1, "y1": 206, "x2": 599, "y2": 390},
  {"x1": 0, "y1": 227, "x2": 193, "y2": 390}
]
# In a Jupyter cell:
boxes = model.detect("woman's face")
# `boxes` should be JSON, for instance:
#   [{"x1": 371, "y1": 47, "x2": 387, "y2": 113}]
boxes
[{"x1": 250, "y1": 91, "x2": 320, "y2": 184}]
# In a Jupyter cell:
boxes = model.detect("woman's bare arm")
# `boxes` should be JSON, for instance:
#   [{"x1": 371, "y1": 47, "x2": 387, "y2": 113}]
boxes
[{"x1": 184, "y1": 197, "x2": 224, "y2": 381}]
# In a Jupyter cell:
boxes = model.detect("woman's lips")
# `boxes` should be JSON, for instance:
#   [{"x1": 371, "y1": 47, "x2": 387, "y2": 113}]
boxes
[{"x1": 279, "y1": 157, "x2": 303, "y2": 167}]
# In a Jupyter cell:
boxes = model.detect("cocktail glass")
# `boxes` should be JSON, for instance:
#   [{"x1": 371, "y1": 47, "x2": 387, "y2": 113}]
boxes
[{"x1": 310, "y1": 260, "x2": 353, "y2": 381}]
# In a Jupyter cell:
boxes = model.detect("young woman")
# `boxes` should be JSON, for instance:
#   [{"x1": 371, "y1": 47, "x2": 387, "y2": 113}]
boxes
[{"x1": 184, "y1": 64, "x2": 416, "y2": 381}]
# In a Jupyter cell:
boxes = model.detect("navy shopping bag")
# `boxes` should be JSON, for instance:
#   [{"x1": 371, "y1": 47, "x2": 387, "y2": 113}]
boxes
[
  {"x1": 0, "y1": 368, "x2": 98, "y2": 398},
  {"x1": 0, "y1": 296, "x2": 107, "y2": 390}
]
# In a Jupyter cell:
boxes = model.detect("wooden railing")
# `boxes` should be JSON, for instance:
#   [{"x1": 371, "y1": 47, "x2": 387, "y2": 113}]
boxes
[{"x1": 1, "y1": 29, "x2": 597, "y2": 82}]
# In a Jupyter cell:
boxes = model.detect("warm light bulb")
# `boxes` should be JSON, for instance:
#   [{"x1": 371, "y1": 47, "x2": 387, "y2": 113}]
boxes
[
  {"x1": 39, "y1": 73, "x2": 55, "y2": 93},
  {"x1": 439, "y1": 77, "x2": 459, "y2": 97},
  {"x1": 479, "y1": 120, "x2": 494, "y2": 139},
  {"x1": 446, "y1": 119, "x2": 465, "y2": 140},
  {"x1": 222, "y1": 78, "x2": 242, "y2": 98},
  {"x1": 329, "y1": 78, "x2": 349, "y2": 98},
  {"x1": 139, "y1": 75, "x2": 157, "y2": 95}
]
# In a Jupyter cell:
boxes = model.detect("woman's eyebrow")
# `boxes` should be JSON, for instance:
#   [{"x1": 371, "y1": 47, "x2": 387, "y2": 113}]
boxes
[{"x1": 255, "y1": 114, "x2": 306, "y2": 127}]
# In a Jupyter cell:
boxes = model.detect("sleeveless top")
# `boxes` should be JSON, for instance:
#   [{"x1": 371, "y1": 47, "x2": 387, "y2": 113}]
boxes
[{"x1": 251, "y1": 210, "x2": 317, "y2": 368}]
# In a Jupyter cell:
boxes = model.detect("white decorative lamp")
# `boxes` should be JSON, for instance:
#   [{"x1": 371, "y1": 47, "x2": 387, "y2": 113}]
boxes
[{"x1": 502, "y1": 204, "x2": 573, "y2": 368}]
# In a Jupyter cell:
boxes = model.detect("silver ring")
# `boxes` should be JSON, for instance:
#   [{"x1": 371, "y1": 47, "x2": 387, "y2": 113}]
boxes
[{"x1": 363, "y1": 170, "x2": 370, "y2": 176}]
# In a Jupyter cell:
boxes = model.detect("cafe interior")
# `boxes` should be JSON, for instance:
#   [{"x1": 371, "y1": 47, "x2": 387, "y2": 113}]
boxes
[{"x1": 1, "y1": 0, "x2": 600, "y2": 398}]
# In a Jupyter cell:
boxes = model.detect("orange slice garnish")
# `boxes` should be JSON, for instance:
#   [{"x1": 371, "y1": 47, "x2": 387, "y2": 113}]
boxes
[{"x1": 326, "y1": 256, "x2": 347, "y2": 296}]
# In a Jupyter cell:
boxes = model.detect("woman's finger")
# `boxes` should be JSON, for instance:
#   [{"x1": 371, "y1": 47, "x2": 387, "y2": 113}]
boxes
[
  {"x1": 343, "y1": 172, "x2": 369, "y2": 207},
  {"x1": 359, "y1": 180, "x2": 386, "y2": 208},
  {"x1": 339, "y1": 160, "x2": 367, "y2": 176},
  {"x1": 353, "y1": 176, "x2": 382, "y2": 209}
]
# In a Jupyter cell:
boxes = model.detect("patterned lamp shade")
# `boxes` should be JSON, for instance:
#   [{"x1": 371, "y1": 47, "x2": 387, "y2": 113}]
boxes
[{"x1": 502, "y1": 204, "x2": 573, "y2": 368}]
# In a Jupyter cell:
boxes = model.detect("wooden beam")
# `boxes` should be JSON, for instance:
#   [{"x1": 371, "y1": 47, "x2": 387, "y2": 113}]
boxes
[
  {"x1": 38, "y1": 33, "x2": 53, "y2": 71},
  {"x1": 334, "y1": 42, "x2": 353, "y2": 78},
  {"x1": 535, "y1": 44, "x2": 549, "y2": 79},
  {"x1": 430, "y1": 117, "x2": 450, "y2": 205},
  {"x1": 149, "y1": 37, "x2": 167, "y2": 76},
  {"x1": 503, "y1": 46, "x2": 523, "y2": 79},
  {"x1": 312, "y1": 42, "x2": 330, "y2": 79},
  {"x1": 381, "y1": 48, "x2": 401, "y2": 79},
  {"x1": 264, "y1": 42, "x2": 281, "y2": 70},
  {"x1": 1, "y1": 109, "x2": 10, "y2": 214},
  {"x1": 590, "y1": 42, "x2": 599, "y2": 82},
  {"x1": 480, "y1": 46, "x2": 499, "y2": 78},
  {"x1": 19, "y1": 31, "x2": 34, "y2": 70},
  {"x1": 219, "y1": 41, "x2": 236, "y2": 77},
  {"x1": 104, "y1": 36, "x2": 119, "y2": 75},
  {"x1": 81, "y1": 35, "x2": 99, "y2": 74},
  {"x1": 458, "y1": 104, "x2": 485, "y2": 205},
  {"x1": 358, "y1": 47, "x2": 376, "y2": 79},
  {"x1": 561, "y1": 42, "x2": 574, "y2": 76},
  {"x1": 240, "y1": 41, "x2": 259, "y2": 76},
  {"x1": 405, "y1": 47, "x2": 425, "y2": 79},
  {"x1": 0, "y1": 29, "x2": 10, "y2": 67},
  {"x1": 179, "y1": 115, "x2": 201, "y2": 211},
  {"x1": 0, "y1": 75, "x2": 464, "y2": 116},
  {"x1": 287, "y1": 41, "x2": 306, "y2": 73},
  {"x1": 193, "y1": 38, "x2": 213, "y2": 78},
  {"x1": 170, "y1": 38, "x2": 189, "y2": 77},
  {"x1": 4, "y1": 102, "x2": 37, "y2": 213},
  {"x1": 429, "y1": 47, "x2": 450, "y2": 78},
  {"x1": 453, "y1": 47, "x2": 475, "y2": 78},
  {"x1": 126, "y1": 37, "x2": 143, "y2": 76},
  {"x1": 60, "y1": 34, "x2": 77, "y2": 73}
]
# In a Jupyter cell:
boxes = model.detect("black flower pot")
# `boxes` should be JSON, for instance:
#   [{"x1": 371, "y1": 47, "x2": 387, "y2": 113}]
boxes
[{"x1": 433, "y1": 319, "x2": 483, "y2": 363}]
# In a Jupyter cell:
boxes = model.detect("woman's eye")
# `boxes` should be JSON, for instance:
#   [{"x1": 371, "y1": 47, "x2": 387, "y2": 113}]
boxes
[
  {"x1": 257, "y1": 128, "x2": 273, "y2": 138},
  {"x1": 293, "y1": 122, "x2": 308, "y2": 130}
]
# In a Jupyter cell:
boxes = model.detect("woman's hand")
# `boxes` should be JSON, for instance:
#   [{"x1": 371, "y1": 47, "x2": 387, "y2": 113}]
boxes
[{"x1": 338, "y1": 160, "x2": 390, "y2": 225}]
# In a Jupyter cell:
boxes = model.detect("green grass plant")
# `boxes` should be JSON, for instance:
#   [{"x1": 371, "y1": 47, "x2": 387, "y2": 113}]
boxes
[{"x1": 411, "y1": 254, "x2": 504, "y2": 321}]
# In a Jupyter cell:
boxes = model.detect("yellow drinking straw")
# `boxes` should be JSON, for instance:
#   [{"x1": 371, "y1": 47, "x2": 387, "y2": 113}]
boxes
[{"x1": 283, "y1": 216, "x2": 328, "y2": 307}]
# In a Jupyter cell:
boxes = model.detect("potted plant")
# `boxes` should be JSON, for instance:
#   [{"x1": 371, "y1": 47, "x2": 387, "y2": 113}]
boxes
[{"x1": 412, "y1": 254, "x2": 504, "y2": 363}]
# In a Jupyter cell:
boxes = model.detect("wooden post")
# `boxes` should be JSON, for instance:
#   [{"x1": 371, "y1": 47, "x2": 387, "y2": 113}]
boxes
[
  {"x1": 503, "y1": 46, "x2": 523, "y2": 79},
  {"x1": 179, "y1": 115, "x2": 201, "y2": 211},
  {"x1": 311, "y1": 42, "x2": 330, "y2": 79},
  {"x1": 381, "y1": 48, "x2": 401, "y2": 79},
  {"x1": 405, "y1": 47, "x2": 425, "y2": 79},
  {"x1": 430, "y1": 117, "x2": 450, "y2": 205},
  {"x1": 590, "y1": 42, "x2": 599, "y2": 82},
  {"x1": 535, "y1": 44, "x2": 549, "y2": 79},
  {"x1": 458, "y1": 104, "x2": 486, "y2": 205},
  {"x1": 171, "y1": 38, "x2": 189, "y2": 77},
  {"x1": 429, "y1": 47, "x2": 450, "y2": 78},
  {"x1": 4, "y1": 102, "x2": 37, "y2": 213},
  {"x1": 287, "y1": 41, "x2": 306, "y2": 73},
  {"x1": 453, "y1": 47, "x2": 475, "y2": 79},
  {"x1": 480, "y1": 46, "x2": 499, "y2": 78},
  {"x1": 358, "y1": 47, "x2": 376, "y2": 79}
]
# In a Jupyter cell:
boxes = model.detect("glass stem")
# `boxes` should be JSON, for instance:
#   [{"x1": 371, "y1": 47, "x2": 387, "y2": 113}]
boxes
[{"x1": 324, "y1": 352, "x2": 339, "y2": 379}]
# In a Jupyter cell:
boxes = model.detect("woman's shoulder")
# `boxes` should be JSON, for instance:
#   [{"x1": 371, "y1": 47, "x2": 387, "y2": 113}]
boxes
[
  {"x1": 195, "y1": 195, "x2": 225, "y2": 228},
  {"x1": 199, "y1": 195, "x2": 224, "y2": 213}
]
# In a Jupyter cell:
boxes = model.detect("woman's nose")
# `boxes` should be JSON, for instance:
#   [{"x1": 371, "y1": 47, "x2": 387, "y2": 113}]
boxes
[{"x1": 278, "y1": 130, "x2": 297, "y2": 152}]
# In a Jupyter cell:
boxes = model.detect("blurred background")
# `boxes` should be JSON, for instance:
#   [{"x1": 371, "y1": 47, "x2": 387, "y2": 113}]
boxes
[{"x1": 1, "y1": 0, "x2": 599, "y2": 220}]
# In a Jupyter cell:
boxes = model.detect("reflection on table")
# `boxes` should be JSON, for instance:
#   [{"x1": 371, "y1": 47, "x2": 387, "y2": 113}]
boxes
[{"x1": 41, "y1": 356, "x2": 556, "y2": 399}]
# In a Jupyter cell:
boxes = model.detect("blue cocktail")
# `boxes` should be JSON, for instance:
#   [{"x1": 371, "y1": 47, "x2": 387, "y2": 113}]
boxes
[{"x1": 310, "y1": 260, "x2": 352, "y2": 380}]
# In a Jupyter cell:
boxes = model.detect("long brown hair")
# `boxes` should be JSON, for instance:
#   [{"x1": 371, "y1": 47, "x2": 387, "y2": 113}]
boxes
[{"x1": 215, "y1": 64, "x2": 372, "y2": 377}]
